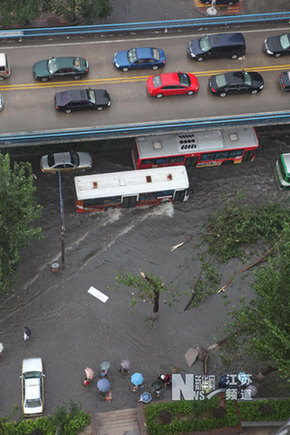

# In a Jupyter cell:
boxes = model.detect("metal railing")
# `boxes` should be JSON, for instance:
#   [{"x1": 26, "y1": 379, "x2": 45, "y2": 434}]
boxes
[
  {"x1": 0, "y1": 112, "x2": 290, "y2": 147},
  {"x1": 0, "y1": 12, "x2": 289, "y2": 39}
]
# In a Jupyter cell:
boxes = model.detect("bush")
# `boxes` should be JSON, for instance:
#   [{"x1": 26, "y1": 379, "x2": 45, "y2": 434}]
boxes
[{"x1": 238, "y1": 398, "x2": 290, "y2": 422}]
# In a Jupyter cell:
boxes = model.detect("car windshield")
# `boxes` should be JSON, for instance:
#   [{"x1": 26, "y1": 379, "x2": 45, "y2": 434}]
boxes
[
  {"x1": 47, "y1": 155, "x2": 55, "y2": 167},
  {"x1": 152, "y1": 48, "x2": 160, "y2": 60},
  {"x1": 69, "y1": 151, "x2": 80, "y2": 166},
  {"x1": 178, "y1": 73, "x2": 190, "y2": 86},
  {"x1": 127, "y1": 49, "x2": 138, "y2": 64},
  {"x1": 199, "y1": 36, "x2": 211, "y2": 52},
  {"x1": 25, "y1": 398, "x2": 42, "y2": 408},
  {"x1": 280, "y1": 34, "x2": 290, "y2": 49},
  {"x1": 87, "y1": 89, "x2": 96, "y2": 103},
  {"x1": 242, "y1": 71, "x2": 252, "y2": 86},
  {"x1": 73, "y1": 57, "x2": 81, "y2": 68},
  {"x1": 47, "y1": 58, "x2": 58, "y2": 74},
  {"x1": 24, "y1": 372, "x2": 41, "y2": 379},
  {"x1": 216, "y1": 74, "x2": 227, "y2": 87},
  {"x1": 153, "y1": 75, "x2": 162, "y2": 88}
]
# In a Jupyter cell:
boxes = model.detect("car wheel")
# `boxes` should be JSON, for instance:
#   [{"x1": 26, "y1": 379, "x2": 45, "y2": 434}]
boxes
[
  {"x1": 187, "y1": 90, "x2": 194, "y2": 95},
  {"x1": 74, "y1": 75, "x2": 81, "y2": 80},
  {"x1": 219, "y1": 92, "x2": 227, "y2": 97},
  {"x1": 97, "y1": 106, "x2": 103, "y2": 111},
  {"x1": 41, "y1": 77, "x2": 48, "y2": 82},
  {"x1": 156, "y1": 93, "x2": 164, "y2": 98},
  {"x1": 65, "y1": 109, "x2": 72, "y2": 114},
  {"x1": 231, "y1": 54, "x2": 238, "y2": 59},
  {"x1": 275, "y1": 53, "x2": 281, "y2": 58},
  {"x1": 122, "y1": 67, "x2": 129, "y2": 72},
  {"x1": 197, "y1": 57, "x2": 204, "y2": 62},
  {"x1": 228, "y1": 1, "x2": 234, "y2": 4},
  {"x1": 251, "y1": 89, "x2": 258, "y2": 94},
  {"x1": 0, "y1": 77, "x2": 4, "y2": 81},
  {"x1": 152, "y1": 65, "x2": 159, "y2": 70},
  {"x1": 203, "y1": 0, "x2": 210, "y2": 3}
]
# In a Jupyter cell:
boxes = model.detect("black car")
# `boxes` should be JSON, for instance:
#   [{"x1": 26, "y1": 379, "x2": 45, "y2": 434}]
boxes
[
  {"x1": 279, "y1": 71, "x2": 290, "y2": 91},
  {"x1": 200, "y1": 0, "x2": 239, "y2": 4},
  {"x1": 55, "y1": 89, "x2": 111, "y2": 113},
  {"x1": 188, "y1": 32, "x2": 245, "y2": 62},
  {"x1": 264, "y1": 33, "x2": 290, "y2": 57},
  {"x1": 208, "y1": 71, "x2": 264, "y2": 97}
]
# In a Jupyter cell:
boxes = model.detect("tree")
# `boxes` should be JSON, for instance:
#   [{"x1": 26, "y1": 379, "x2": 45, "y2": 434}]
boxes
[
  {"x1": 0, "y1": 0, "x2": 47, "y2": 26},
  {"x1": 115, "y1": 271, "x2": 173, "y2": 322},
  {"x1": 224, "y1": 223, "x2": 290, "y2": 381},
  {"x1": 0, "y1": 153, "x2": 42, "y2": 293}
]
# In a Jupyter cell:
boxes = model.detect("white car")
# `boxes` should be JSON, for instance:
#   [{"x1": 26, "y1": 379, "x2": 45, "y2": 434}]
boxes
[{"x1": 21, "y1": 358, "x2": 45, "y2": 417}]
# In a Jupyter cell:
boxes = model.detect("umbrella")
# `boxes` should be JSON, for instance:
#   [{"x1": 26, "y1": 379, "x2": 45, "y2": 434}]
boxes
[
  {"x1": 84, "y1": 367, "x2": 94, "y2": 380},
  {"x1": 97, "y1": 378, "x2": 110, "y2": 393},
  {"x1": 139, "y1": 392, "x2": 152, "y2": 404},
  {"x1": 131, "y1": 372, "x2": 143, "y2": 386},
  {"x1": 24, "y1": 327, "x2": 31, "y2": 337},
  {"x1": 121, "y1": 359, "x2": 130, "y2": 370},
  {"x1": 100, "y1": 361, "x2": 110, "y2": 371},
  {"x1": 151, "y1": 380, "x2": 162, "y2": 392},
  {"x1": 0, "y1": 343, "x2": 3, "y2": 353}
]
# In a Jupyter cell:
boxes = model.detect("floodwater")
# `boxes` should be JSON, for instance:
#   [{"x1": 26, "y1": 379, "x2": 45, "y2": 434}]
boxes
[{"x1": 0, "y1": 126, "x2": 289, "y2": 418}]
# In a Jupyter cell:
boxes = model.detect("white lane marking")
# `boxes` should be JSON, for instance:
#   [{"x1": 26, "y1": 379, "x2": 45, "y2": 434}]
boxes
[
  {"x1": 1, "y1": 26, "x2": 289, "y2": 50},
  {"x1": 88, "y1": 286, "x2": 109, "y2": 303}
]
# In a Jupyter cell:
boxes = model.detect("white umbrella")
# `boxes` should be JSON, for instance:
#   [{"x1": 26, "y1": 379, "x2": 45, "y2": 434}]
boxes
[{"x1": 0, "y1": 343, "x2": 3, "y2": 353}]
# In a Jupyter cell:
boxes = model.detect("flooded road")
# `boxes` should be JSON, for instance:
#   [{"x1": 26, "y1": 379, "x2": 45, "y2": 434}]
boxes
[{"x1": 0, "y1": 126, "x2": 289, "y2": 417}]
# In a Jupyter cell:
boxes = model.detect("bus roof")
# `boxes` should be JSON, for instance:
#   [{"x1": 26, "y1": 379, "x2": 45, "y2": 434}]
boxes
[
  {"x1": 74, "y1": 166, "x2": 189, "y2": 200},
  {"x1": 136, "y1": 127, "x2": 258, "y2": 159}
]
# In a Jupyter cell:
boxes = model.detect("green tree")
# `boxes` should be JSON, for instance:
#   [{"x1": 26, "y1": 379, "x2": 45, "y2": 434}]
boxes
[
  {"x1": 116, "y1": 271, "x2": 173, "y2": 322},
  {"x1": 0, "y1": 0, "x2": 47, "y2": 26},
  {"x1": 54, "y1": 0, "x2": 112, "y2": 24},
  {"x1": 224, "y1": 223, "x2": 290, "y2": 381},
  {"x1": 0, "y1": 153, "x2": 42, "y2": 293}
]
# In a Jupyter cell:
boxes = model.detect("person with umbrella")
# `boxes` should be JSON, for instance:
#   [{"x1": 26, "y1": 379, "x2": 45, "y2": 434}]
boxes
[
  {"x1": 97, "y1": 378, "x2": 111, "y2": 401},
  {"x1": 138, "y1": 392, "x2": 152, "y2": 404},
  {"x1": 83, "y1": 367, "x2": 94, "y2": 386},
  {"x1": 100, "y1": 361, "x2": 110, "y2": 377},
  {"x1": 120, "y1": 359, "x2": 130, "y2": 374},
  {"x1": 151, "y1": 380, "x2": 163, "y2": 398},
  {"x1": 23, "y1": 326, "x2": 31, "y2": 341},
  {"x1": 131, "y1": 372, "x2": 144, "y2": 392}
]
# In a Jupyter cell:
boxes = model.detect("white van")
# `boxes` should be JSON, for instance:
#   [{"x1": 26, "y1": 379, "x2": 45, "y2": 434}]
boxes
[{"x1": 0, "y1": 53, "x2": 10, "y2": 80}]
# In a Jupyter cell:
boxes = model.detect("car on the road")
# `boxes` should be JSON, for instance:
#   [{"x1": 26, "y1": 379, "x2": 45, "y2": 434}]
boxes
[
  {"x1": 55, "y1": 88, "x2": 111, "y2": 113},
  {"x1": 147, "y1": 72, "x2": 199, "y2": 98},
  {"x1": 188, "y1": 32, "x2": 245, "y2": 61},
  {"x1": 113, "y1": 47, "x2": 166, "y2": 71},
  {"x1": 275, "y1": 153, "x2": 290, "y2": 189},
  {"x1": 200, "y1": 0, "x2": 239, "y2": 4},
  {"x1": 264, "y1": 33, "x2": 290, "y2": 57},
  {"x1": 40, "y1": 151, "x2": 93, "y2": 173},
  {"x1": 279, "y1": 71, "x2": 290, "y2": 91},
  {"x1": 208, "y1": 70, "x2": 264, "y2": 97},
  {"x1": 0, "y1": 53, "x2": 10, "y2": 80},
  {"x1": 21, "y1": 358, "x2": 45, "y2": 417},
  {"x1": 0, "y1": 94, "x2": 4, "y2": 111},
  {"x1": 33, "y1": 56, "x2": 89, "y2": 82}
]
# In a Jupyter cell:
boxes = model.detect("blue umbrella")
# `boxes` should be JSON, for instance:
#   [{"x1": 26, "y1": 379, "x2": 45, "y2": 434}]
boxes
[
  {"x1": 139, "y1": 392, "x2": 152, "y2": 404},
  {"x1": 97, "y1": 378, "x2": 110, "y2": 393},
  {"x1": 131, "y1": 372, "x2": 144, "y2": 386}
]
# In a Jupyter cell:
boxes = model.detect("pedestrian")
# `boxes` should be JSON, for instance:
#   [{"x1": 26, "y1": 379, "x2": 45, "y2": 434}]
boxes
[
  {"x1": 159, "y1": 373, "x2": 171, "y2": 387},
  {"x1": 105, "y1": 390, "x2": 112, "y2": 403},
  {"x1": 83, "y1": 378, "x2": 91, "y2": 386},
  {"x1": 23, "y1": 326, "x2": 31, "y2": 341}
]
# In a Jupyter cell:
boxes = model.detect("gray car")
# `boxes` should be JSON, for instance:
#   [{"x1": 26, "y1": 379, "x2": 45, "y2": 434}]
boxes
[
  {"x1": 40, "y1": 151, "x2": 92, "y2": 173},
  {"x1": 0, "y1": 94, "x2": 4, "y2": 111}
]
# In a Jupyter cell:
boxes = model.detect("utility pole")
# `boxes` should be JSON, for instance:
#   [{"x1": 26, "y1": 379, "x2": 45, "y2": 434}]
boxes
[{"x1": 58, "y1": 171, "x2": 65, "y2": 269}]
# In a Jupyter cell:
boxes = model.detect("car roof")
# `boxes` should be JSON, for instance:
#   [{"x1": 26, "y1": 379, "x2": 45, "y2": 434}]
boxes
[
  {"x1": 59, "y1": 89, "x2": 88, "y2": 103},
  {"x1": 25, "y1": 378, "x2": 41, "y2": 400},
  {"x1": 136, "y1": 47, "x2": 154, "y2": 58},
  {"x1": 209, "y1": 32, "x2": 245, "y2": 48},
  {"x1": 22, "y1": 358, "x2": 43, "y2": 373},
  {"x1": 0, "y1": 53, "x2": 7, "y2": 67},
  {"x1": 282, "y1": 71, "x2": 290, "y2": 84},
  {"x1": 52, "y1": 152, "x2": 72, "y2": 165},
  {"x1": 53, "y1": 57, "x2": 83, "y2": 69},
  {"x1": 158, "y1": 72, "x2": 184, "y2": 86}
]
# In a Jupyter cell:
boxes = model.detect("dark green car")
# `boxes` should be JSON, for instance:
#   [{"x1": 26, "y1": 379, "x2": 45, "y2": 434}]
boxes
[{"x1": 33, "y1": 56, "x2": 89, "y2": 82}]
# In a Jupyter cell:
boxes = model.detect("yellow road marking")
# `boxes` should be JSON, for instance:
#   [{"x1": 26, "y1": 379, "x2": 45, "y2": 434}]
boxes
[{"x1": 0, "y1": 65, "x2": 289, "y2": 91}]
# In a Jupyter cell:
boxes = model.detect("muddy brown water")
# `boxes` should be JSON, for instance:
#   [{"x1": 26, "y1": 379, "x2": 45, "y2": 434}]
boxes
[{"x1": 0, "y1": 127, "x2": 289, "y2": 417}]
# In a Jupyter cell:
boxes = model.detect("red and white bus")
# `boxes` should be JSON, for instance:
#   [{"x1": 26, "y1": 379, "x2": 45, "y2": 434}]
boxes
[
  {"x1": 132, "y1": 127, "x2": 259, "y2": 169},
  {"x1": 74, "y1": 166, "x2": 189, "y2": 213}
]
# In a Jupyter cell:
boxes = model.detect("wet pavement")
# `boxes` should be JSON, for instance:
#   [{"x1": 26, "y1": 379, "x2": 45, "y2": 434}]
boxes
[{"x1": 0, "y1": 127, "x2": 289, "y2": 420}]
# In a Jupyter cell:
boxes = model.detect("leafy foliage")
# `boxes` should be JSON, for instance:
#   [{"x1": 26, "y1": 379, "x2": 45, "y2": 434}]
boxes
[
  {"x1": 238, "y1": 398, "x2": 290, "y2": 421},
  {"x1": 224, "y1": 223, "x2": 290, "y2": 381},
  {"x1": 0, "y1": 153, "x2": 42, "y2": 293},
  {"x1": 204, "y1": 193, "x2": 288, "y2": 262}
]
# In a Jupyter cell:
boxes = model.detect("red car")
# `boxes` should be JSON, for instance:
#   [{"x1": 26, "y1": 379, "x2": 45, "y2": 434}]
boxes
[{"x1": 147, "y1": 72, "x2": 199, "y2": 98}]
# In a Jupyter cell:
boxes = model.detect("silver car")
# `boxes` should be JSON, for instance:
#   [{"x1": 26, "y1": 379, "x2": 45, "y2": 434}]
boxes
[
  {"x1": 0, "y1": 94, "x2": 4, "y2": 111},
  {"x1": 40, "y1": 151, "x2": 92, "y2": 173}
]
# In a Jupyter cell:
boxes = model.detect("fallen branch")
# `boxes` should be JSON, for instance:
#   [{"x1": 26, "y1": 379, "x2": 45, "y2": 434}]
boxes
[
  {"x1": 207, "y1": 333, "x2": 237, "y2": 351},
  {"x1": 171, "y1": 232, "x2": 214, "y2": 252},
  {"x1": 217, "y1": 247, "x2": 274, "y2": 294},
  {"x1": 183, "y1": 268, "x2": 203, "y2": 311}
]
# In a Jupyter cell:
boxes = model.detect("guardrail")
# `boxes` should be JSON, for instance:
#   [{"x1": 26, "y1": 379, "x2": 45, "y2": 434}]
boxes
[
  {"x1": 0, "y1": 12, "x2": 290, "y2": 39},
  {"x1": 0, "y1": 112, "x2": 290, "y2": 147}
]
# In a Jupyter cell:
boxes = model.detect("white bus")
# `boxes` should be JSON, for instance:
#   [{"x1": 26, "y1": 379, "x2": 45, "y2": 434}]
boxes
[{"x1": 74, "y1": 166, "x2": 189, "y2": 213}]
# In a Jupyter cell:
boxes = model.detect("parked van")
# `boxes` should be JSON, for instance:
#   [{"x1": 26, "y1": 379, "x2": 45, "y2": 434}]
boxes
[
  {"x1": 275, "y1": 153, "x2": 290, "y2": 189},
  {"x1": 188, "y1": 33, "x2": 246, "y2": 61},
  {"x1": 0, "y1": 53, "x2": 10, "y2": 80}
]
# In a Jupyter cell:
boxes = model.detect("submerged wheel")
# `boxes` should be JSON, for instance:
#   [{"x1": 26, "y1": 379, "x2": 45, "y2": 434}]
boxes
[
  {"x1": 156, "y1": 93, "x2": 163, "y2": 98},
  {"x1": 122, "y1": 67, "x2": 129, "y2": 72},
  {"x1": 275, "y1": 53, "x2": 281, "y2": 58},
  {"x1": 187, "y1": 90, "x2": 194, "y2": 95},
  {"x1": 97, "y1": 106, "x2": 103, "y2": 111},
  {"x1": 219, "y1": 92, "x2": 226, "y2": 97},
  {"x1": 152, "y1": 65, "x2": 159, "y2": 70},
  {"x1": 74, "y1": 75, "x2": 81, "y2": 80},
  {"x1": 231, "y1": 54, "x2": 238, "y2": 59},
  {"x1": 41, "y1": 77, "x2": 48, "y2": 82},
  {"x1": 251, "y1": 89, "x2": 258, "y2": 94},
  {"x1": 197, "y1": 57, "x2": 204, "y2": 62},
  {"x1": 65, "y1": 109, "x2": 72, "y2": 114}
]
